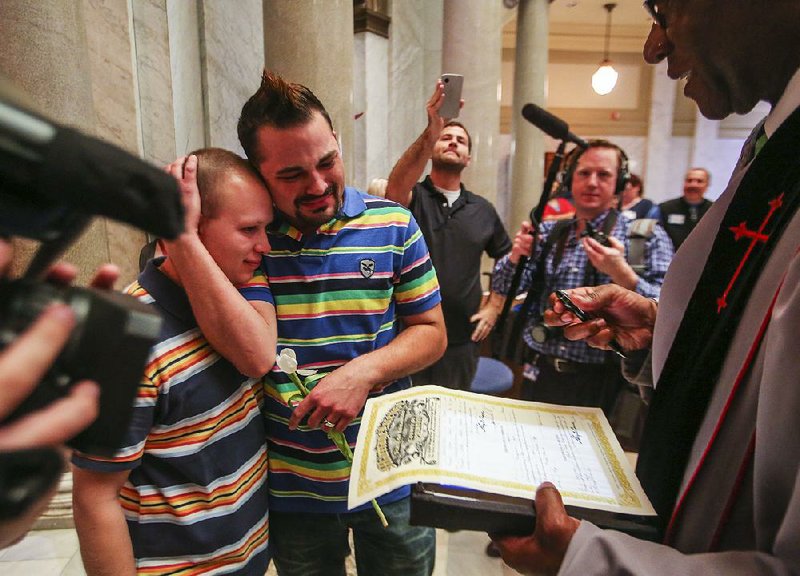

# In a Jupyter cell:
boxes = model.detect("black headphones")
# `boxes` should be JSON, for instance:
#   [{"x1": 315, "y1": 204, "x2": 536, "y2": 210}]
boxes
[{"x1": 561, "y1": 139, "x2": 630, "y2": 197}]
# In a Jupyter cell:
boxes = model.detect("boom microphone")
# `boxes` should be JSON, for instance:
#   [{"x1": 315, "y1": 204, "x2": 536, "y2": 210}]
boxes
[{"x1": 521, "y1": 103, "x2": 588, "y2": 148}]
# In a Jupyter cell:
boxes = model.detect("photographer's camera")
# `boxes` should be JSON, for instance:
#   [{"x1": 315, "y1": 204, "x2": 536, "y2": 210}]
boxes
[
  {"x1": 0, "y1": 279, "x2": 162, "y2": 455},
  {"x1": 530, "y1": 320, "x2": 562, "y2": 344}
]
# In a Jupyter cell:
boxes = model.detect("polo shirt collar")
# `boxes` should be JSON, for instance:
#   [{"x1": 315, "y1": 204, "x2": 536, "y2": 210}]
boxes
[
  {"x1": 268, "y1": 186, "x2": 365, "y2": 241},
  {"x1": 574, "y1": 208, "x2": 614, "y2": 230},
  {"x1": 420, "y1": 175, "x2": 473, "y2": 207}
]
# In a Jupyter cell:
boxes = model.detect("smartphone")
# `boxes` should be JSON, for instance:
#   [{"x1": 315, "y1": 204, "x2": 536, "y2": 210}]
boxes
[
  {"x1": 439, "y1": 74, "x2": 463, "y2": 118},
  {"x1": 554, "y1": 290, "x2": 627, "y2": 358}
]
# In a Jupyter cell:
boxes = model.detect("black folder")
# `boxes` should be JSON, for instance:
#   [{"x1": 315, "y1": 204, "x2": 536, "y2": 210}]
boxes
[{"x1": 410, "y1": 482, "x2": 660, "y2": 541}]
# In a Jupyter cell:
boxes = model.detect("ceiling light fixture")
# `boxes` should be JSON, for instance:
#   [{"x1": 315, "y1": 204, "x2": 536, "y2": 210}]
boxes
[{"x1": 592, "y1": 3, "x2": 618, "y2": 95}]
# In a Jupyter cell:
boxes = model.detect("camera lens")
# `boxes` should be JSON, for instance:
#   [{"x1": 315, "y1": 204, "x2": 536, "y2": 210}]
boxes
[
  {"x1": 531, "y1": 321, "x2": 563, "y2": 344},
  {"x1": 531, "y1": 323, "x2": 550, "y2": 344}
]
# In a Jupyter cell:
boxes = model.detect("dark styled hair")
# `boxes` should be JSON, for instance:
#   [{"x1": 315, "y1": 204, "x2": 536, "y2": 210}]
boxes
[
  {"x1": 443, "y1": 120, "x2": 472, "y2": 153},
  {"x1": 237, "y1": 70, "x2": 333, "y2": 164}
]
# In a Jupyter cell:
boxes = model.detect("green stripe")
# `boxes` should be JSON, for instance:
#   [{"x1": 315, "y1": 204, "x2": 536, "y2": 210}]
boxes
[
  {"x1": 277, "y1": 289, "x2": 390, "y2": 305},
  {"x1": 270, "y1": 244, "x2": 404, "y2": 258},
  {"x1": 268, "y1": 489, "x2": 346, "y2": 502},
  {"x1": 271, "y1": 454, "x2": 351, "y2": 471},
  {"x1": 396, "y1": 269, "x2": 438, "y2": 291},
  {"x1": 403, "y1": 228, "x2": 424, "y2": 250}
]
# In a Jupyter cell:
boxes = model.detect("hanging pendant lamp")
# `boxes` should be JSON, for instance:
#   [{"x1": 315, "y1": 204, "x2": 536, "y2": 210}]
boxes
[{"x1": 592, "y1": 3, "x2": 619, "y2": 96}]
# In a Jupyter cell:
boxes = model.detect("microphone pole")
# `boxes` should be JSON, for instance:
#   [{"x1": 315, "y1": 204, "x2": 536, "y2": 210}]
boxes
[
  {"x1": 494, "y1": 140, "x2": 566, "y2": 357},
  {"x1": 494, "y1": 103, "x2": 586, "y2": 360}
]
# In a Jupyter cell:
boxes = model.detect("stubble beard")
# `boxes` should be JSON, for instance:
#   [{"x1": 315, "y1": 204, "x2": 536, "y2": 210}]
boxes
[{"x1": 294, "y1": 183, "x2": 342, "y2": 230}]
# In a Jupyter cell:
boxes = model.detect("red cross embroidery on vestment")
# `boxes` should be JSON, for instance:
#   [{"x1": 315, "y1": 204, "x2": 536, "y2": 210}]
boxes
[{"x1": 716, "y1": 193, "x2": 784, "y2": 313}]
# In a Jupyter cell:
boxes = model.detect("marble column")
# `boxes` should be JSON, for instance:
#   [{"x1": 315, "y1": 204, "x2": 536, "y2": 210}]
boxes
[
  {"x1": 508, "y1": 0, "x2": 549, "y2": 231},
  {"x1": 1, "y1": 0, "x2": 147, "y2": 286},
  {"x1": 353, "y1": 1, "x2": 391, "y2": 189},
  {"x1": 643, "y1": 60, "x2": 676, "y2": 204},
  {"x1": 166, "y1": 0, "x2": 205, "y2": 156},
  {"x1": 388, "y1": 0, "x2": 441, "y2": 169},
  {"x1": 442, "y1": 0, "x2": 504, "y2": 209},
  {"x1": 202, "y1": 0, "x2": 264, "y2": 155},
  {"x1": 262, "y1": 0, "x2": 355, "y2": 183},
  {"x1": 0, "y1": 2, "x2": 108, "y2": 284},
  {"x1": 84, "y1": 0, "x2": 150, "y2": 286},
  {"x1": 131, "y1": 0, "x2": 178, "y2": 166}
]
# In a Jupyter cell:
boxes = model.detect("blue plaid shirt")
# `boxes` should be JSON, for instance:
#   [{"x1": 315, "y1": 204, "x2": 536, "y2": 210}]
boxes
[{"x1": 492, "y1": 210, "x2": 673, "y2": 364}]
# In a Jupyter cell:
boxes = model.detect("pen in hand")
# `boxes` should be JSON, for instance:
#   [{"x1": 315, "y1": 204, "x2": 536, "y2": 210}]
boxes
[{"x1": 554, "y1": 290, "x2": 627, "y2": 359}]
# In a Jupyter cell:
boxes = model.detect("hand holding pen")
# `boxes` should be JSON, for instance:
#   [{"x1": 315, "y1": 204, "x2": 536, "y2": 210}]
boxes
[{"x1": 544, "y1": 286, "x2": 659, "y2": 357}]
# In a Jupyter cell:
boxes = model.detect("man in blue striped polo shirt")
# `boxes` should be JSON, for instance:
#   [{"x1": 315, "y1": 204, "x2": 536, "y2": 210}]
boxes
[{"x1": 237, "y1": 71, "x2": 447, "y2": 576}]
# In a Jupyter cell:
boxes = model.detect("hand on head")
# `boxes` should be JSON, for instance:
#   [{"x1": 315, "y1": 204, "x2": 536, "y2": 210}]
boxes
[{"x1": 165, "y1": 155, "x2": 201, "y2": 237}]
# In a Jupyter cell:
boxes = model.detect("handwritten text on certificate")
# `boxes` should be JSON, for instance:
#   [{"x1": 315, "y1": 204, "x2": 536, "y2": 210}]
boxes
[{"x1": 348, "y1": 386, "x2": 654, "y2": 516}]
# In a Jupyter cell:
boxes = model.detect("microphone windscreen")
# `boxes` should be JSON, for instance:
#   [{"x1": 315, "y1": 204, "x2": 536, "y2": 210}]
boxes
[{"x1": 521, "y1": 103, "x2": 569, "y2": 141}]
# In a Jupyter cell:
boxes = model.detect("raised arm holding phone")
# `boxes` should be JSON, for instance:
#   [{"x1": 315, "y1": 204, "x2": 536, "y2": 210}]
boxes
[{"x1": 385, "y1": 78, "x2": 511, "y2": 392}]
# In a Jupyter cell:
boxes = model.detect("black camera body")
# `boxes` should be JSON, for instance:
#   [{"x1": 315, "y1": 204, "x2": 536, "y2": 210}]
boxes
[
  {"x1": 0, "y1": 94, "x2": 183, "y2": 456},
  {"x1": 0, "y1": 280, "x2": 162, "y2": 455}
]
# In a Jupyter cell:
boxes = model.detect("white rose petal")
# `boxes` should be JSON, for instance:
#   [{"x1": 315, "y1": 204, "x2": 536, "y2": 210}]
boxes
[{"x1": 276, "y1": 349, "x2": 298, "y2": 374}]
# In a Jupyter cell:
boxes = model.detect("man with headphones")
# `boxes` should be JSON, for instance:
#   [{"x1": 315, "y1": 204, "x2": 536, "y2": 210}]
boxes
[{"x1": 491, "y1": 140, "x2": 673, "y2": 417}]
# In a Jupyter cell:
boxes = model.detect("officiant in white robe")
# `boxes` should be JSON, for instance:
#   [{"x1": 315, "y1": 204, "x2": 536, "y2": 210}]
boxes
[{"x1": 491, "y1": 1, "x2": 800, "y2": 574}]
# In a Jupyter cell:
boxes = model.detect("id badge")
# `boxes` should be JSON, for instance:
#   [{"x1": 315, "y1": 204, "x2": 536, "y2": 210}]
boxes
[{"x1": 523, "y1": 361, "x2": 540, "y2": 382}]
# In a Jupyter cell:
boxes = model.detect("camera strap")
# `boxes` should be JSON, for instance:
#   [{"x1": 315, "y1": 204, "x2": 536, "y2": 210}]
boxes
[{"x1": 500, "y1": 219, "x2": 571, "y2": 360}]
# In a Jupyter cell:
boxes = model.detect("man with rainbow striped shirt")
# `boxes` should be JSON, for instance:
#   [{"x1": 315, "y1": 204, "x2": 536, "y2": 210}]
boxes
[
  {"x1": 72, "y1": 148, "x2": 277, "y2": 575},
  {"x1": 236, "y1": 71, "x2": 447, "y2": 576}
]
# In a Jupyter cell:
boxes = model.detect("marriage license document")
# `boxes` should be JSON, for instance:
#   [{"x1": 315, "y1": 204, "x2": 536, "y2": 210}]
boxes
[{"x1": 348, "y1": 385, "x2": 655, "y2": 517}]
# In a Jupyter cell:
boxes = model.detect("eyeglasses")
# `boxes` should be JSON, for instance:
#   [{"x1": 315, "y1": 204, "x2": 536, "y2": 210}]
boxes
[{"x1": 643, "y1": 0, "x2": 668, "y2": 30}]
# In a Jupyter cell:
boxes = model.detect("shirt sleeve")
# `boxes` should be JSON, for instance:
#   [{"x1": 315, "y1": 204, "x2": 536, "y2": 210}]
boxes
[
  {"x1": 237, "y1": 267, "x2": 274, "y2": 305},
  {"x1": 71, "y1": 372, "x2": 157, "y2": 472},
  {"x1": 392, "y1": 212, "x2": 442, "y2": 317},
  {"x1": 491, "y1": 221, "x2": 553, "y2": 296},
  {"x1": 487, "y1": 207, "x2": 513, "y2": 259},
  {"x1": 633, "y1": 223, "x2": 674, "y2": 299},
  {"x1": 561, "y1": 520, "x2": 797, "y2": 576}
]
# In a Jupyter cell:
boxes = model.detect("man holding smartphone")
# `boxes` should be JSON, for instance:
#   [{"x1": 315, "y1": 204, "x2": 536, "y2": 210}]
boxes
[
  {"x1": 385, "y1": 80, "x2": 511, "y2": 391},
  {"x1": 491, "y1": 140, "x2": 673, "y2": 419}
]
